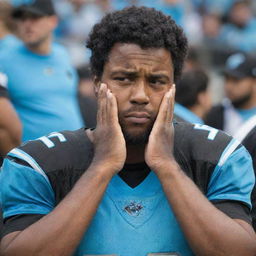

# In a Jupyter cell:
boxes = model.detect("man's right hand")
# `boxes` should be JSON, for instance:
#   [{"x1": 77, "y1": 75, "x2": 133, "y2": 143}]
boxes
[{"x1": 91, "y1": 83, "x2": 126, "y2": 175}]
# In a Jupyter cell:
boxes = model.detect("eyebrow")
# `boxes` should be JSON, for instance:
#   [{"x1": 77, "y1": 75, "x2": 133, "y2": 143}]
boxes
[{"x1": 110, "y1": 69, "x2": 171, "y2": 79}]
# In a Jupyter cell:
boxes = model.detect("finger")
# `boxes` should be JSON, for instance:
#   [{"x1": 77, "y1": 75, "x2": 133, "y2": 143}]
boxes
[
  {"x1": 154, "y1": 87, "x2": 173, "y2": 127},
  {"x1": 106, "y1": 89, "x2": 119, "y2": 124},
  {"x1": 96, "y1": 83, "x2": 107, "y2": 125},
  {"x1": 166, "y1": 84, "x2": 176, "y2": 123}
]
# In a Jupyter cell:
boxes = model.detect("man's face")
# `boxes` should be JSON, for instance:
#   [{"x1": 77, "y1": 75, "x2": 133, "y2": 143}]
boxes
[
  {"x1": 16, "y1": 15, "x2": 57, "y2": 47},
  {"x1": 225, "y1": 76, "x2": 254, "y2": 108},
  {"x1": 99, "y1": 43, "x2": 174, "y2": 144}
]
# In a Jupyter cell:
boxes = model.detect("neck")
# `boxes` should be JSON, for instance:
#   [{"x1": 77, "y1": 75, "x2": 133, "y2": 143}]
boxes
[
  {"x1": 239, "y1": 90, "x2": 256, "y2": 109},
  {"x1": 0, "y1": 24, "x2": 10, "y2": 39},
  {"x1": 189, "y1": 104, "x2": 204, "y2": 119},
  {"x1": 239, "y1": 99, "x2": 256, "y2": 110},
  {"x1": 126, "y1": 144, "x2": 146, "y2": 164},
  {"x1": 26, "y1": 35, "x2": 52, "y2": 55}
]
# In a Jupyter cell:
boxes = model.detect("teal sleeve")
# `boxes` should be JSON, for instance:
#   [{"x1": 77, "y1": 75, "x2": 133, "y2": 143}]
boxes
[
  {"x1": 0, "y1": 158, "x2": 55, "y2": 219},
  {"x1": 207, "y1": 146, "x2": 255, "y2": 208}
]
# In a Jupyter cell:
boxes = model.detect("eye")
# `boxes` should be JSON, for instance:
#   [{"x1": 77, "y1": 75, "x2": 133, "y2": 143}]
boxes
[
  {"x1": 149, "y1": 78, "x2": 166, "y2": 86},
  {"x1": 114, "y1": 77, "x2": 128, "y2": 81},
  {"x1": 113, "y1": 76, "x2": 133, "y2": 84}
]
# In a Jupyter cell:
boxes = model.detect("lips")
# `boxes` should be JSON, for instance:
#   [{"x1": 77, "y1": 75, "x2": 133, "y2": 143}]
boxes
[{"x1": 125, "y1": 112, "x2": 151, "y2": 124}]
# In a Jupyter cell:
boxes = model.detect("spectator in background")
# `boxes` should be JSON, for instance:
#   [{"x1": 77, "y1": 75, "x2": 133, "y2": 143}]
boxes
[
  {"x1": 174, "y1": 69, "x2": 212, "y2": 123},
  {"x1": 0, "y1": 0, "x2": 20, "y2": 51},
  {"x1": 77, "y1": 65, "x2": 97, "y2": 128},
  {"x1": 112, "y1": 0, "x2": 185, "y2": 26},
  {"x1": 205, "y1": 53, "x2": 256, "y2": 136},
  {"x1": 55, "y1": 0, "x2": 110, "y2": 66},
  {"x1": 219, "y1": 0, "x2": 256, "y2": 53},
  {"x1": 0, "y1": 0, "x2": 22, "y2": 160},
  {"x1": 0, "y1": 73, "x2": 21, "y2": 166},
  {"x1": 0, "y1": 0, "x2": 83, "y2": 142}
]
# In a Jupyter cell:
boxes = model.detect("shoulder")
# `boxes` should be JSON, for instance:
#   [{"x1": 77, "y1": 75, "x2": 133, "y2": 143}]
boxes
[
  {"x1": 204, "y1": 104, "x2": 224, "y2": 129},
  {"x1": 242, "y1": 125, "x2": 256, "y2": 156},
  {"x1": 0, "y1": 43, "x2": 23, "y2": 60},
  {"x1": 174, "y1": 121, "x2": 236, "y2": 165},
  {"x1": 8, "y1": 128, "x2": 93, "y2": 174}
]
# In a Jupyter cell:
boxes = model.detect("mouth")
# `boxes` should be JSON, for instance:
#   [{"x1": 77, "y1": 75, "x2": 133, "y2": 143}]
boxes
[{"x1": 125, "y1": 112, "x2": 151, "y2": 124}]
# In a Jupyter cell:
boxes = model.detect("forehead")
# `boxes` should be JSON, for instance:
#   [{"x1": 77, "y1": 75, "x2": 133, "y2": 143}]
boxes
[{"x1": 105, "y1": 43, "x2": 173, "y2": 73}]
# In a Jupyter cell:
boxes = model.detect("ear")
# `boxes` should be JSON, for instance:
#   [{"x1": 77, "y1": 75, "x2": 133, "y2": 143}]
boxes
[
  {"x1": 196, "y1": 91, "x2": 205, "y2": 106},
  {"x1": 48, "y1": 15, "x2": 58, "y2": 30},
  {"x1": 93, "y1": 76, "x2": 101, "y2": 97}
]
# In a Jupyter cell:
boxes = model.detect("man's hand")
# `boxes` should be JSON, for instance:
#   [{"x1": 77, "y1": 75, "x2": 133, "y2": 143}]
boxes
[
  {"x1": 92, "y1": 83, "x2": 126, "y2": 175},
  {"x1": 145, "y1": 85, "x2": 176, "y2": 173}
]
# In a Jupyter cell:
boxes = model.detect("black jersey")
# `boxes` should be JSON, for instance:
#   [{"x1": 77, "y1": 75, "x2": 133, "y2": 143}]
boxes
[
  {"x1": 1, "y1": 122, "x2": 254, "y2": 241},
  {"x1": 242, "y1": 125, "x2": 256, "y2": 230}
]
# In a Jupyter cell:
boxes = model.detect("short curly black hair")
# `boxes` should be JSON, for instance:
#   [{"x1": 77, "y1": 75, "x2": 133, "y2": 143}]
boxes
[{"x1": 86, "y1": 6, "x2": 188, "y2": 83}]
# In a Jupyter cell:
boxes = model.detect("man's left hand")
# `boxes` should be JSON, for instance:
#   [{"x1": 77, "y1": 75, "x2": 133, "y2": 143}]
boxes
[{"x1": 145, "y1": 84, "x2": 176, "y2": 173}]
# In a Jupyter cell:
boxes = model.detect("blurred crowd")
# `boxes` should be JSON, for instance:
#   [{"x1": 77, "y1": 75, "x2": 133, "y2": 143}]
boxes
[
  {"x1": 2, "y1": 0, "x2": 256, "y2": 136},
  {"x1": 1, "y1": 0, "x2": 256, "y2": 236},
  {"x1": 9, "y1": 0, "x2": 256, "y2": 67}
]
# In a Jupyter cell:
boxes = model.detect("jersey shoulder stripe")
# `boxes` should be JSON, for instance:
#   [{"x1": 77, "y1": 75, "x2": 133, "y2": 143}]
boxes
[{"x1": 8, "y1": 128, "x2": 93, "y2": 174}]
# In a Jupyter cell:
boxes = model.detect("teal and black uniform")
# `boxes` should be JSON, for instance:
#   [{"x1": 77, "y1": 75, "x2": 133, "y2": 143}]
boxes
[
  {"x1": 174, "y1": 103, "x2": 204, "y2": 124},
  {"x1": 0, "y1": 43, "x2": 83, "y2": 142},
  {"x1": 0, "y1": 122, "x2": 254, "y2": 255}
]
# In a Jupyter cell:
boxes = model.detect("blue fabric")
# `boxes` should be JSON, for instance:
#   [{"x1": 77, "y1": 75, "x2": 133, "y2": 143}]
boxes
[
  {"x1": 207, "y1": 145, "x2": 255, "y2": 208},
  {"x1": 237, "y1": 107, "x2": 256, "y2": 121},
  {"x1": 219, "y1": 18, "x2": 256, "y2": 52},
  {"x1": 0, "y1": 43, "x2": 84, "y2": 142},
  {"x1": 112, "y1": 0, "x2": 184, "y2": 26},
  {"x1": 75, "y1": 171, "x2": 193, "y2": 256},
  {"x1": 0, "y1": 35, "x2": 21, "y2": 53},
  {"x1": 174, "y1": 103, "x2": 204, "y2": 124},
  {"x1": 0, "y1": 159, "x2": 55, "y2": 218}
]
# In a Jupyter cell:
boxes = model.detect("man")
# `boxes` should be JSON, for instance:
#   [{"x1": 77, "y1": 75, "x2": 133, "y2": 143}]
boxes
[
  {"x1": 0, "y1": 0, "x2": 21, "y2": 164},
  {"x1": 0, "y1": 0, "x2": 20, "y2": 51},
  {"x1": 0, "y1": 6, "x2": 256, "y2": 256},
  {"x1": 77, "y1": 64, "x2": 97, "y2": 128},
  {"x1": 205, "y1": 52, "x2": 256, "y2": 136},
  {"x1": 174, "y1": 69, "x2": 212, "y2": 124},
  {"x1": 0, "y1": 0, "x2": 83, "y2": 142},
  {"x1": 0, "y1": 73, "x2": 21, "y2": 166},
  {"x1": 239, "y1": 121, "x2": 256, "y2": 231}
]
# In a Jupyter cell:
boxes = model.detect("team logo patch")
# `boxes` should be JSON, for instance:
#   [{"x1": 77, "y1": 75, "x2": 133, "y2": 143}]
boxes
[
  {"x1": 124, "y1": 201, "x2": 144, "y2": 216},
  {"x1": 111, "y1": 194, "x2": 164, "y2": 228}
]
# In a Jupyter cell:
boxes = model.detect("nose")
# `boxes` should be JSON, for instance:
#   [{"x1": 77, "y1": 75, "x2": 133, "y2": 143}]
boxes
[{"x1": 130, "y1": 80, "x2": 149, "y2": 105}]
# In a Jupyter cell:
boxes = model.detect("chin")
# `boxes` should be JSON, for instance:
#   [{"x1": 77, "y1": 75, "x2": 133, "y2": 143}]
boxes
[{"x1": 121, "y1": 124, "x2": 153, "y2": 145}]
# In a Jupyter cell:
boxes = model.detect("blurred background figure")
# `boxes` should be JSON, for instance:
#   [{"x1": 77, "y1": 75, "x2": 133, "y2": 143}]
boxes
[
  {"x1": 219, "y1": 0, "x2": 256, "y2": 53},
  {"x1": 0, "y1": 72, "x2": 21, "y2": 165},
  {"x1": 174, "y1": 69, "x2": 212, "y2": 124},
  {"x1": 0, "y1": 0, "x2": 20, "y2": 51},
  {"x1": 0, "y1": 0, "x2": 84, "y2": 142},
  {"x1": 77, "y1": 64, "x2": 97, "y2": 128},
  {"x1": 55, "y1": 0, "x2": 111, "y2": 66},
  {"x1": 0, "y1": 2, "x2": 21, "y2": 163},
  {"x1": 205, "y1": 53, "x2": 256, "y2": 136}
]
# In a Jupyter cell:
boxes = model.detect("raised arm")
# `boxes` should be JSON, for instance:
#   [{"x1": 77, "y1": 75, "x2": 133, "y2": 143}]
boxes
[
  {"x1": 0, "y1": 84, "x2": 126, "y2": 256},
  {"x1": 146, "y1": 86, "x2": 256, "y2": 256}
]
